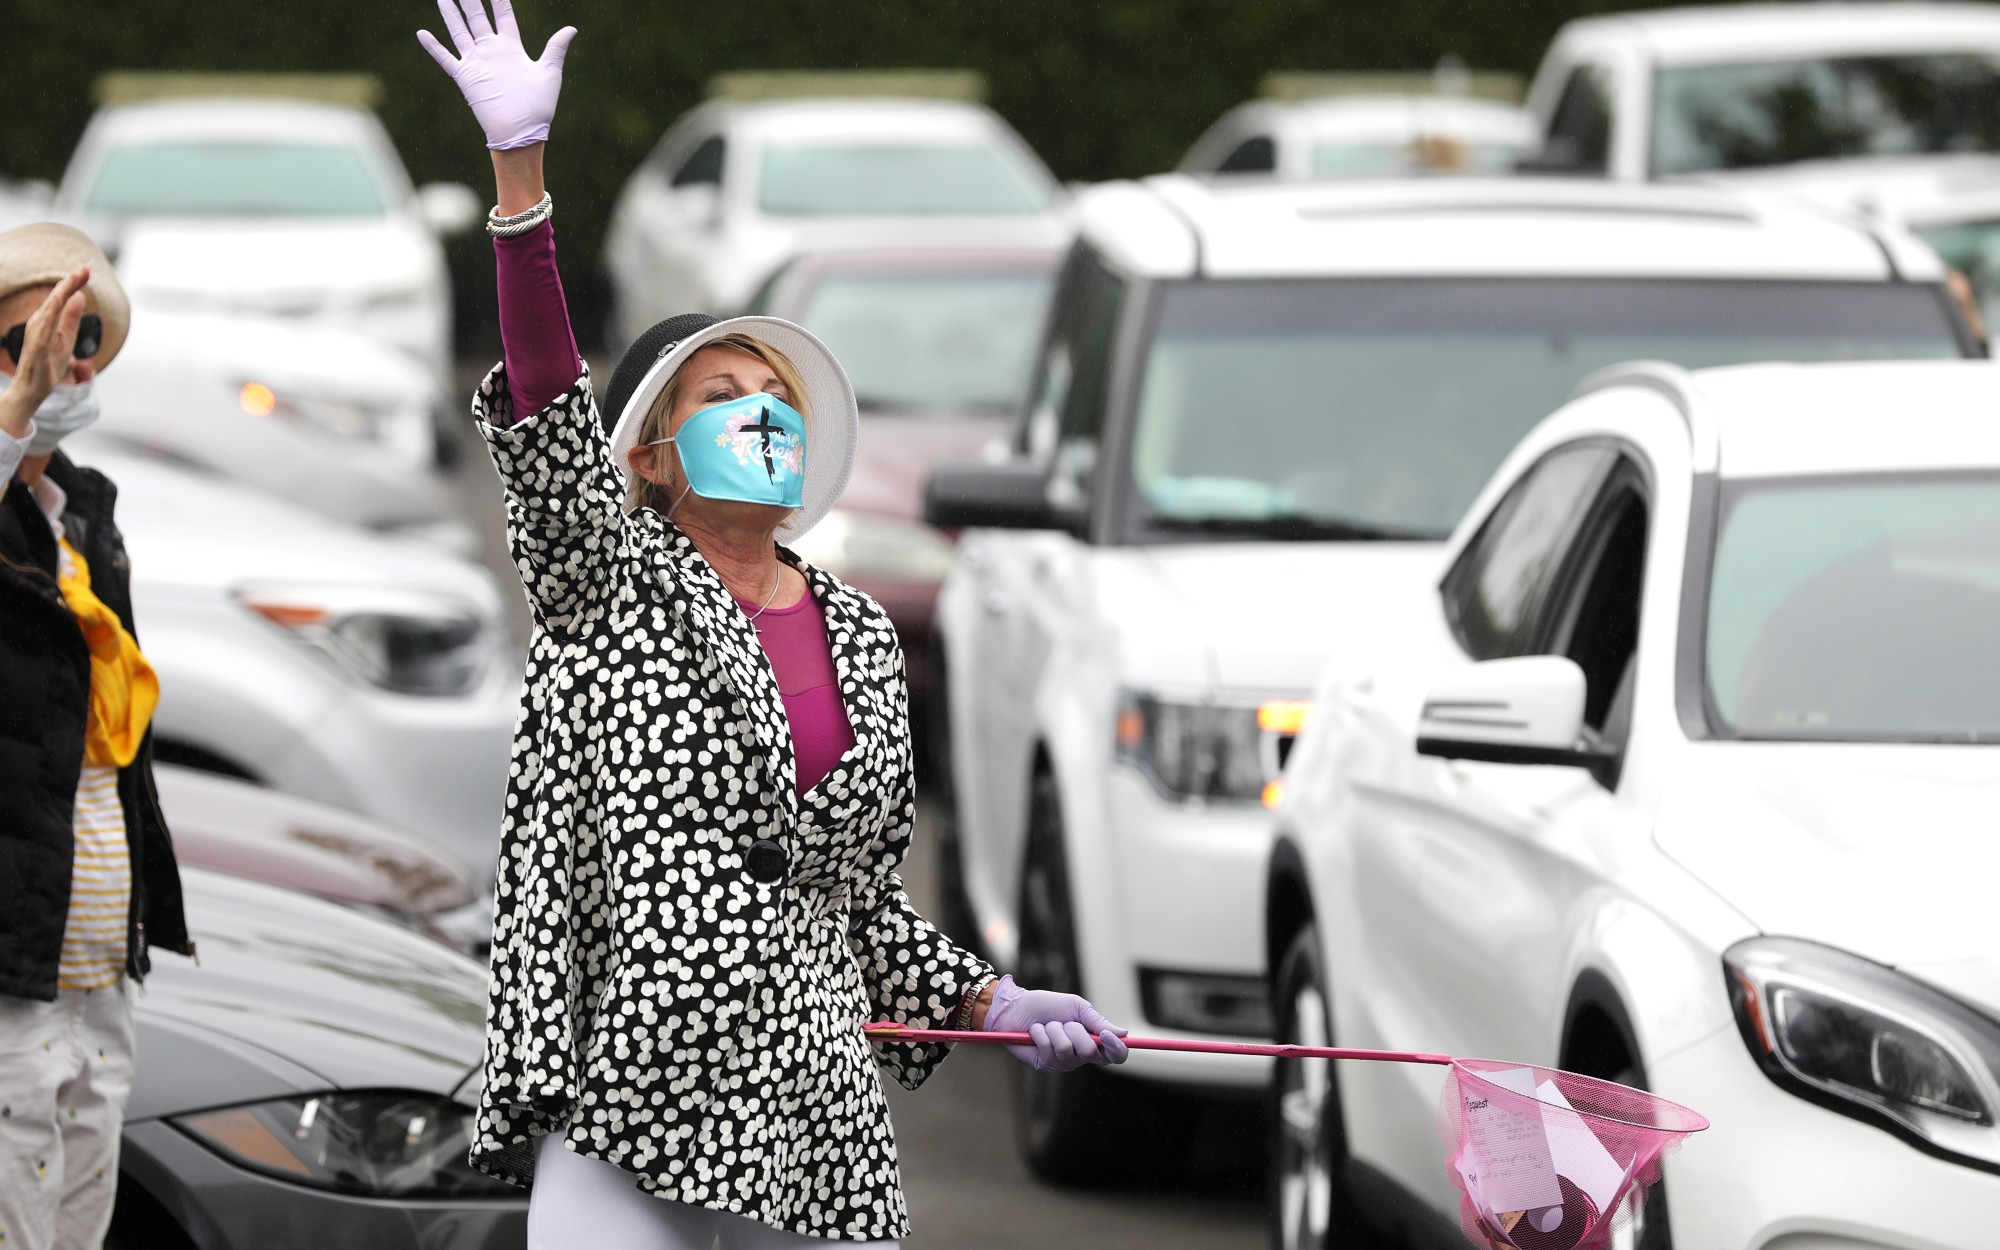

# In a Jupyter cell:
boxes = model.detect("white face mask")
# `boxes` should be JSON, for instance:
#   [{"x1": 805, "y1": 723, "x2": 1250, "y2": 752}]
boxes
[{"x1": 0, "y1": 374, "x2": 102, "y2": 455}]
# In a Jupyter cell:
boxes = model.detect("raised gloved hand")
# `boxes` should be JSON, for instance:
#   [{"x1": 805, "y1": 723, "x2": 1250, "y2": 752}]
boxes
[
  {"x1": 417, "y1": 0, "x2": 576, "y2": 150},
  {"x1": 981, "y1": 975, "x2": 1130, "y2": 1073}
]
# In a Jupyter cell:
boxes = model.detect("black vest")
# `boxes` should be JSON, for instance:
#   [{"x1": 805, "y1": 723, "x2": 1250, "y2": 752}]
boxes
[{"x1": 0, "y1": 452, "x2": 189, "y2": 1001}]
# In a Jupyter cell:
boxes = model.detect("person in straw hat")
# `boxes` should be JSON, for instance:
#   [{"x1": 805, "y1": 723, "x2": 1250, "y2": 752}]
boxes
[
  {"x1": 0, "y1": 223, "x2": 192, "y2": 1250},
  {"x1": 418, "y1": 2, "x2": 1129, "y2": 1245}
]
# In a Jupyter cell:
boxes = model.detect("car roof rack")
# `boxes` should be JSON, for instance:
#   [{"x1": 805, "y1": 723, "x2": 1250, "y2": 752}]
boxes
[
  {"x1": 94, "y1": 72, "x2": 382, "y2": 108},
  {"x1": 1260, "y1": 59, "x2": 1523, "y2": 104},
  {"x1": 706, "y1": 70, "x2": 986, "y2": 103}
]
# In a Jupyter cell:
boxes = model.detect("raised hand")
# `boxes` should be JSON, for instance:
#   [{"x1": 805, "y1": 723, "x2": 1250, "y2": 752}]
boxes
[
  {"x1": 417, "y1": 0, "x2": 576, "y2": 150},
  {"x1": 0, "y1": 267, "x2": 90, "y2": 440}
]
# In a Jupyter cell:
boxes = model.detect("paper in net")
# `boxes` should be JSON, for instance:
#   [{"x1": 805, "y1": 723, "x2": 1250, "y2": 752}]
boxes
[{"x1": 1438, "y1": 1058, "x2": 1707, "y2": 1250}]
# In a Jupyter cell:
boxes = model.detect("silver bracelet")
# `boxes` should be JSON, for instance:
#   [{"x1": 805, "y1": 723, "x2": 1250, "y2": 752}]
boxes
[
  {"x1": 486, "y1": 192, "x2": 553, "y2": 237},
  {"x1": 955, "y1": 971, "x2": 1000, "y2": 1031}
]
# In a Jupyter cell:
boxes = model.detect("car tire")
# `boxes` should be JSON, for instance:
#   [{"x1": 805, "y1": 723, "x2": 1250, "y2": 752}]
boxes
[
  {"x1": 926, "y1": 646, "x2": 978, "y2": 951},
  {"x1": 1012, "y1": 766, "x2": 1186, "y2": 1186},
  {"x1": 1269, "y1": 924, "x2": 1378, "y2": 1250},
  {"x1": 1607, "y1": 1062, "x2": 1674, "y2": 1250}
]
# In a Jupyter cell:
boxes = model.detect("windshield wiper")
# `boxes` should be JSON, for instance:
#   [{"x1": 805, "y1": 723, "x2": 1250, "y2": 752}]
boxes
[{"x1": 1147, "y1": 514, "x2": 1442, "y2": 542}]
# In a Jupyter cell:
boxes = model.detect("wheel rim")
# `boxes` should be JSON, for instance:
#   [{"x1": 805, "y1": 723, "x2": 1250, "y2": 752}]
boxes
[{"x1": 1275, "y1": 981, "x2": 1334, "y2": 1250}]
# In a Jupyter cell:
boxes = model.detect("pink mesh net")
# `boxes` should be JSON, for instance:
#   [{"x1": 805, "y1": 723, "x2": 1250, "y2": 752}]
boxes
[{"x1": 1437, "y1": 1058, "x2": 1708, "y2": 1250}]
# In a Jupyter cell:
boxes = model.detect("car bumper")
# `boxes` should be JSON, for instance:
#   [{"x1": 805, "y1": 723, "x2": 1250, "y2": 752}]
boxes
[
  {"x1": 1083, "y1": 770, "x2": 1274, "y2": 1090},
  {"x1": 1655, "y1": 1022, "x2": 2000, "y2": 1248},
  {"x1": 119, "y1": 1119, "x2": 526, "y2": 1250}
]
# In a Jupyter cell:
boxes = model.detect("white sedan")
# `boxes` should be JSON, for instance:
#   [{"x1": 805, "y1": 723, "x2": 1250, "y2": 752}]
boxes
[
  {"x1": 602, "y1": 94, "x2": 1064, "y2": 344},
  {"x1": 70, "y1": 439, "x2": 516, "y2": 883},
  {"x1": 55, "y1": 95, "x2": 479, "y2": 393},
  {"x1": 1265, "y1": 358, "x2": 2000, "y2": 1249}
]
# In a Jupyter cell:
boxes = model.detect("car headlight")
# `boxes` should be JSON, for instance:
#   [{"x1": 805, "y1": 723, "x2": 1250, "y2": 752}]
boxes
[
  {"x1": 240, "y1": 380, "x2": 395, "y2": 444},
  {"x1": 788, "y1": 508, "x2": 956, "y2": 583},
  {"x1": 1726, "y1": 937, "x2": 2000, "y2": 1169},
  {"x1": 1114, "y1": 691, "x2": 1306, "y2": 805},
  {"x1": 237, "y1": 583, "x2": 495, "y2": 697},
  {"x1": 172, "y1": 1091, "x2": 515, "y2": 1198}
]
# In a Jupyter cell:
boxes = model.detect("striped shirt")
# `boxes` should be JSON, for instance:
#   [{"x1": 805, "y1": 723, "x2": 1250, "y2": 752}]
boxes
[{"x1": 58, "y1": 765, "x2": 130, "y2": 990}]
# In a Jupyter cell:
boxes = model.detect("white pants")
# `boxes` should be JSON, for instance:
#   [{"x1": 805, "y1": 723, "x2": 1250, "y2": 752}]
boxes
[
  {"x1": 0, "y1": 983, "x2": 135, "y2": 1250},
  {"x1": 528, "y1": 1134, "x2": 899, "y2": 1250}
]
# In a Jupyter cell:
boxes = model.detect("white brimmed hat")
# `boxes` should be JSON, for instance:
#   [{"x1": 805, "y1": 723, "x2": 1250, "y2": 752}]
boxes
[
  {"x1": 602, "y1": 313, "x2": 858, "y2": 545},
  {"x1": 0, "y1": 223, "x2": 131, "y2": 368}
]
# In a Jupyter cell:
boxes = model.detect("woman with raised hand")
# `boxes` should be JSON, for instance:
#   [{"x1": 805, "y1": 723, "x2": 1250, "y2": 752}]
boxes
[{"x1": 417, "y1": 3, "x2": 1129, "y2": 1246}]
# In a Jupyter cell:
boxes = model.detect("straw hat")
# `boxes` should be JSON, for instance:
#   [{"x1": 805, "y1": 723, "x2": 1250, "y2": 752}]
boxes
[
  {"x1": 603, "y1": 313, "x2": 858, "y2": 545},
  {"x1": 0, "y1": 224, "x2": 130, "y2": 368}
]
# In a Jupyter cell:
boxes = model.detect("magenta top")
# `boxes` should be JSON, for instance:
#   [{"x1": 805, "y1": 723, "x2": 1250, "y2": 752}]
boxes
[
  {"x1": 734, "y1": 588, "x2": 857, "y2": 794},
  {"x1": 494, "y1": 219, "x2": 584, "y2": 420}
]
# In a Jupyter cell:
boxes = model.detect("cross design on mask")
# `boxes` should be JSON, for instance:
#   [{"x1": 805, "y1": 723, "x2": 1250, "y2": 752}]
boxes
[{"x1": 741, "y1": 406, "x2": 789, "y2": 483}]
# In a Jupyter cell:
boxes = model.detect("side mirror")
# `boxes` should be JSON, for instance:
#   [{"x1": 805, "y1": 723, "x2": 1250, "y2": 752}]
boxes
[
  {"x1": 925, "y1": 460, "x2": 1080, "y2": 534},
  {"x1": 1415, "y1": 656, "x2": 1612, "y2": 779},
  {"x1": 417, "y1": 182, "x2": 483, "y2": 235}
]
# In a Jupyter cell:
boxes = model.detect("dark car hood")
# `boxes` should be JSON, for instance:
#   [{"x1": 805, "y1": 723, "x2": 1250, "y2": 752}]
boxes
[
  {"x1": 844, "y1": 410, "x2": 1007, "y2": 520},
  {"x1": 126, "y1": 868, "x2": 486, "y2": 1122}
]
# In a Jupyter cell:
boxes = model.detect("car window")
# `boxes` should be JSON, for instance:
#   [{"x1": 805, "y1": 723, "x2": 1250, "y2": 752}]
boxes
[
  {"x1": 1545, "y1": 470, "x2": 1649, "y2": 736},
  {"x1": 1017, "y1": 250, "x2": 1125, "y2": 502},
  {"x1": 672, "y1": 136, "x2": 726, "y2": 188},
  {"x1": 1217, "y1": 136, "x2": 1277, "y2": 174},
  {"x1": 793, "y1": 265, "x2": 1056, "y2": 414},
  {"x1": 1654, "y1": 53, "x2": 2000, "y2": 177},
  {"x1": 82, "y1": 141, "x2": 387, "y2": 216},
  {"x1": 757, "y1": 144, "x2": 1047, "y2": 216},
  {"x1": 1705, "y1": 471, "x2": 2000, "y2": 741},
  {"x1": 1122, "y1": 277, "x2": 1962, "y2": 545},
  {"x1": 1545, "y1": 65, "x2": 1613, "y2": 173},
  {"x1": 1443, "y1": 445, "x2": 1618, "y2": 661}
]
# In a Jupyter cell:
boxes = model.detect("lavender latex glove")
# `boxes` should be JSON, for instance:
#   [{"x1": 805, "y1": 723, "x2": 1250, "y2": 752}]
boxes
[
  {"x1": 417, "y1": 0, "x2": 576, "y2": 150},
  {"x1": 981, "y1": 975, "x2": 1131, "y2": 1073}
]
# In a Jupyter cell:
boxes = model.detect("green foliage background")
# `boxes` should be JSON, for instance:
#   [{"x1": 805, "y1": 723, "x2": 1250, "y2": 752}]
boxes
[{"x1": 8, "y1": 0, "x2": 1655, "y2": 353}]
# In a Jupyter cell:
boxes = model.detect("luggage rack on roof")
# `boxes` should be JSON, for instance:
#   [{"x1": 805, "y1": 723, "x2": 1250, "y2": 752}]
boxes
[
  {"x1": 705, "y1": 70, "x2": 986, "y2": 104},
  {"x1": 94, "y1": 72, "x2": 382, "y2": 108}
]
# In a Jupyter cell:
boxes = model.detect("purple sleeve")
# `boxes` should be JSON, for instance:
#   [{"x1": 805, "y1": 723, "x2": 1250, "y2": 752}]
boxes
[{"x1": 493, "y1": 218, "x2": 583, "y2": 422}]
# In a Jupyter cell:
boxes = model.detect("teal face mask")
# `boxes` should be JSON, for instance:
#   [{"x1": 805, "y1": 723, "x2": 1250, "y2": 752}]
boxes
[{"x1": 650, "y1": 392, "x2": 808, "y2": 509}]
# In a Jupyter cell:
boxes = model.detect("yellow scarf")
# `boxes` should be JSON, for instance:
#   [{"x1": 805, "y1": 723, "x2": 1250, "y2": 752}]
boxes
[{"x1": 56, "y1": 536, "x2": 158, "y2": 768}]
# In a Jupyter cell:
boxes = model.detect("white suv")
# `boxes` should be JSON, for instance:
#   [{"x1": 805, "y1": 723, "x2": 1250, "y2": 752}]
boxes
[
  {"x1": 926, "y1": 172, "x2": 1977, "y2": 1183},
  {"x1": 1265, "y1": 358, "x2": 2000, "y2": 1250}
]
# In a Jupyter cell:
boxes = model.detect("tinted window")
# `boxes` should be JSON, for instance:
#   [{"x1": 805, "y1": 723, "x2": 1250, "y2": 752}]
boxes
[
  {"x1": 792, "y1": 265, "x2": 1056, "y2": 413},
  {"x1": 1445, "y1": 446, "x2": 1616, "y2": 660},
  {"x1": 1706, "y1": 473, "x2": 2000, "y2": 741},
  {"x1": 672, "y1": 136, "x2": 726, "y2": 187},
  {"x1": 1546, "y1": 67, "x2": 1613, "y2": 173},
  {"x1": 1656, "y1": 54, "x2": 2000, "y2": 176},
  {"x1": 1550, "y1": 479, "x2": 1648, "y2": 734},
  {"x1": 83, "y1": 142, "x2": 386, "y2": 216},
  {"x1": 1017, "y1": 251, "x2": 1125, "y2": 506},
  {"x1": 758, "y1": 144, "x2": 1046, "y2": 216},
  {"x1": 1218, "y1": 136, "x2": 1277, "y2": 174},
  {"x1": 1123, "y1": 278, "x2": 1962, "y2": 543}
]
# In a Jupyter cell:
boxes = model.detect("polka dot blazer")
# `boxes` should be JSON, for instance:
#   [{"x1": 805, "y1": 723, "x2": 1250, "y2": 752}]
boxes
[{"x1": 468, "y1": 364, "x2": 992, "y2": 1241}]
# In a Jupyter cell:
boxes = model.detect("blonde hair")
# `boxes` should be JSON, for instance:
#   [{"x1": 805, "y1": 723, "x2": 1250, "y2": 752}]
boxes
[{"x1": 627, "y1": 333, "x2": 812, "y2": 514}]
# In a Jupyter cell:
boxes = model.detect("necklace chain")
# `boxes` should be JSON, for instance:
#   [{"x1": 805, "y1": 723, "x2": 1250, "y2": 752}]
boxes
[{"x1": 742, "y1": 565, "x2": 782, "y2": 628}]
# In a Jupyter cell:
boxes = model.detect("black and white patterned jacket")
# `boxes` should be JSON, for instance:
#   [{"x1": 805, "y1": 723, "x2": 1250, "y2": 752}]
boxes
[{"x1": 469, "y1": 364, "x2": 991, "y2": 1240}]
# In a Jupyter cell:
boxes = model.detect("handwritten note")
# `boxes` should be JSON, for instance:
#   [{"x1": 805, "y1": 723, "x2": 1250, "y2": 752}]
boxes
[{"x1": 1460, "y1": 1066, "x2": 1562, "y2": 1214}]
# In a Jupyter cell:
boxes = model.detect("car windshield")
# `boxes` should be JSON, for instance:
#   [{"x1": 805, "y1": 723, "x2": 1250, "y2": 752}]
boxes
[
  {"x1": 1706, "y1": 473, "x2": 2000, "y2": 742},
  {"x1": 1128, "y1": 278, "x2": 1963, "y2": 541},
  {"x1": 1654, "y1": 53, "x2": 2000, "y2": 176},
  {"x1": 83, "y1": 141, "x2": 388, "y2": 216},
  {"x1": 795, "y1": 267, "x2": 1055, "y2": 413},
  {"x1": 1311, "y1": 139, "x2": 1523, "y2": 177},
  {"x1": 758, "y1": 144, "x2": 1047, "y2": 216}
]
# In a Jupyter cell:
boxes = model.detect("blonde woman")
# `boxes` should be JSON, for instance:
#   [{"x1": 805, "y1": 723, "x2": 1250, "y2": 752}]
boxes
[{"x1": 417, "y1": 3, "x2": 1130, "y2": 1247}]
